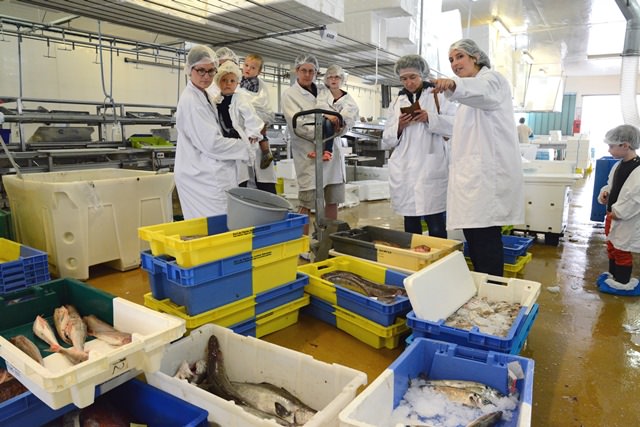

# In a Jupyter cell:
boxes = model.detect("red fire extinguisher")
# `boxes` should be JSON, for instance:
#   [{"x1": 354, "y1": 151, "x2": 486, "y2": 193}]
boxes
[{"x1": 573, "y1": 119, "x2": 581, "y2": 134}]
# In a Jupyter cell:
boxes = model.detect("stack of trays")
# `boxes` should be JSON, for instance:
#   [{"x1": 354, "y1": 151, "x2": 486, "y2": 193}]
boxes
[
  {"x1": 0, "y1": 238, "x2": 50, "y2": 294},
  {"x1": 139, "y1": 213, "x2": 311, "y2": 336},
  {"x1": 298, "y1": 256, "x2": 411, "y2": 349}
]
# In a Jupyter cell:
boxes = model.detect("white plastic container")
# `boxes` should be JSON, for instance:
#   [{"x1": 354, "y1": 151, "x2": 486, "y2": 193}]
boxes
[
  {"x1": 275, "y1": 158, "x2": 297, "y2": 180},
  {"x1": 145, "y1": 323, "x2": 368, "y2": 427},
  {"x1": 2, "y1": 169, "x2": 174, "y2": 279},
  {"x1": 354, "y1": 180, "x2": 390, "y2": 201},
  {"x1": 0, "y1": 298, "x2": 186, "y2": 409}
]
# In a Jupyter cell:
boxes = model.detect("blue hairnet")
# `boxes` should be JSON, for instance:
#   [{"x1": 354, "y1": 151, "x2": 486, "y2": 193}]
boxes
[
  {"x1": 215, "y1": 47, "x2": 239, "y2": 65},
  {"x1": 604, "y1": 124, "x2": 640, "y2": 149},
  {"x1": 449, "y1": 39, "x2": 491, "y2": 69},
  {"x1": 394, "y1": 55, "x2": 430, "y2": 78},
  {"x1": 323, "y1": 64, "x2": 346, "y2": 85},
  {"x1": 294, "y1": 53, "x2": 319, "y2": 71},
  {"x1": 185, "y1": 45, "x2": 218, "y2": 74}
]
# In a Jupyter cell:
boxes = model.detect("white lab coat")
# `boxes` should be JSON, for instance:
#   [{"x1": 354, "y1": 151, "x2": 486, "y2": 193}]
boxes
[
  {"x1": 175, "y1": 81, "x2": 250, "y2": 219},
  {"x1": 315, "y1": 89, "x2": 360, "y2": 185},
  {"x1": 444, "y1": 67, "x2": 525, "y2": 229},
  {"x1": 282, "y1": 82, "x2": 351, "y2": 191},
  {"x1": 239, "y1": 78, "x2": 277, "y2": 184},
  {"x1": 381, "y1": 87, "x2": 455, "y2": 216},
  {"x1": 599, "y1": 161, "x2": 640, "y2": 252}
]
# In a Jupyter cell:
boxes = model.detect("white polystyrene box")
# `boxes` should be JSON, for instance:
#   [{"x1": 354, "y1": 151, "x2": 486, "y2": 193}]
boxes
[
  {"x1": 145, "y1": 323, "x2": 368, "y2": 427},
  {"x1": 2, "y1": 169, "x2": 174, "y2": 279},
  {"x1": 0, "y1": 298, "x2": 185, "y2": 409},
  {"x1": 354, "y1": 180, "x2": 389, "y2": 201}
]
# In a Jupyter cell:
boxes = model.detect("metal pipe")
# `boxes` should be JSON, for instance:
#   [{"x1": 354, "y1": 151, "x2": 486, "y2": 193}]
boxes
[
  {"x1": 616, "y1": 0, "x2": 640, "y2": 56},
  {"x1": 615, "y1": 0, "x2": 640, "y2": 126}
]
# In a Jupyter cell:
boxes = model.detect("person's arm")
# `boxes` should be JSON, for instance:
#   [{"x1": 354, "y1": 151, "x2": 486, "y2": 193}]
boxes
[
  {"x1": 236, "y1": 92, "x2": 265, "y2": 141},
  {"x1": 424, "y1": 91, "x2": 456, "y2": 139},
  {"x1": 445, "y1": 71, "x2": 507, "y2": 110},
  {"x1": 611, "y1": 167, "x2": 640, "y2": 220},
  {"x1": 381, "y1": 96, "x2": 403, "y2": 149},
  {"x1": 282, "y1": 88, "x2": 315, "y2": 143},
  {"x1": 598, "y1": 163, "x2": 617, "y2": 204}
]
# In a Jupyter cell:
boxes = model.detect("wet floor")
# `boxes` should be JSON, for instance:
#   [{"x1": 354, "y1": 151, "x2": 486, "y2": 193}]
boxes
[{"x1": 86, "y1": 172, "x2": 640, "y2": 427}]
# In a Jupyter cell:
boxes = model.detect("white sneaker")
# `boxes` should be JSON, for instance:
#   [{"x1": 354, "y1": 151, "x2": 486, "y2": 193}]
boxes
[{"x1": 604, "y1": 277, "x2": 640, "y2": 291}]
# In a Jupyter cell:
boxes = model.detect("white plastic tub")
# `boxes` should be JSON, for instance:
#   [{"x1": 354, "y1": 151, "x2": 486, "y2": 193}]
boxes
[
  {"x1": 145, "y1": 323, "x2": 368, "y2": 427},
  {"x1": 2, "y1": 169, "x2": 174, "y2": 279}
]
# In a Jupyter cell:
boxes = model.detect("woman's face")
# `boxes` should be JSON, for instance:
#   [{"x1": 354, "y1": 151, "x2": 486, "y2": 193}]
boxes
[
  {"x1": 398, "y1": 69, "x2": 423, "y2": 93},
  {"x1": 190, "y1": 64, "x2": 216, "y2": 90},
  {"x1": 449, "y1": 49, "x2": 479, "y2": 78},
  {"x1": 296, "y1": 63, "x2": 317, "y2": 88},
  {"x1": 325, "y1": 74, "x2": 342, "y2": 90}
]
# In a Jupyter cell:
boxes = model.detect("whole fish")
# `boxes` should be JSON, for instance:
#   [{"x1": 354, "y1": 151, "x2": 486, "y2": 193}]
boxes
[
  {"x1": 231, "y1": 381, "x2": 316, "y2": 426},
  {"x1": 420, "y1": 379, "x2": 504, "y2": 408},
  {"x1": 204, "y1": 334, "x2": 248, "y2": 406},
  {"x1": 9, "y1": 335, "x2": 44, "y2": 365},
  {"x1": 83, "y1": 315, "x2": 132, "y2": 346},
  {"x1": 321, "y1": 270, "x2": 407, "y2": 303},
  {"x1": 33, "y1": 315, "x2": 89, "y2": 365},
  {"x1": 53, "y1": 306, "x2": 70, "y2": 344},
  {"x1": 466, "y1": 410, "x2": 503, "y2": 427},
  {"x1": 64, "y1": 305, "x2": 87, "y2": 352}
]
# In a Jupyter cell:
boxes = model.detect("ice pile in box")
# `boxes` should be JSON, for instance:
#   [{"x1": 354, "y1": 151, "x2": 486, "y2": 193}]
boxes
[
  {"x1": 139, "y1": 213, "x2": 310, "y2": 335},
  {"x1": 145, "y1": 323, "x2": 367, "y2": 427},
  {"x1": 404, "y1": 251, "x2": 541, "y2": 354},
  {"x1": 339, "y1": 337, "x2": 534, "y2": 427},
  {"x1": 298, "y1": 256, "x2": 411, "y2": 349},
  {"x1": 0, "y1": 278, "x2": 185, "y2": 409}
]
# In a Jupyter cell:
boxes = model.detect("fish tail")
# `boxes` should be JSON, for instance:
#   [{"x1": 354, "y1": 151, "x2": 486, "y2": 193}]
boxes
[{"x1": 48, "y1": 344, "x2": 61, "y2": 353}]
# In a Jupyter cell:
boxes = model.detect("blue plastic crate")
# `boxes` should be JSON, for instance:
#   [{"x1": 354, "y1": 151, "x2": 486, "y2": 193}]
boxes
[
  {"x1": 230, "y1": 317, "x2": 257, "y2": 336},
  {"x1": 141, "y1": 250, "x2": 253, "y2": 316},
  {"x1": 334, "y1": 269, "x2": 410, "y2": 326},
  {"x1": 406, "y1": 303, "x2": 539, "y2": 354},
  {"x1": 340, "y1": 337, "x2": 534, "y2": 427},
  {"x1": 255, "y1": 273, "x2": 308, "y2": 314},
  {"x1": 0, "y1": 389, "x2": 75, "y2": 427},
  {"x1": 0, "y1": 240, "x2": 51, "y2": 294},
  {"x1": 302, "y1": 295, "x2": 337, "y2": 326}
]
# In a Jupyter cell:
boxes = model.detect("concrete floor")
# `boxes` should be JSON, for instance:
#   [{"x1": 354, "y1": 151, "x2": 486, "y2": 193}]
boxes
[{"x1": 86, "y1": 173, "x2": 640, "y2": 427}]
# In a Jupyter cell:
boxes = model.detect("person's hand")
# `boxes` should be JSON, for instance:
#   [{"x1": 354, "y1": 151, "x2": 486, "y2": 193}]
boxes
[
  {"x1": 411, "y1": 110, "x2": 429, "y2": 123},
  {"x1": 610, "y1": 211, "x2": 619, "y2": 220},
  {"x1": 248, "y1": 137, "x2": 259, "y2": 144},
  {"x1": 326, "y1": 115, "x2": 343, "y2": 133},
  {"x1": 307, "y1": 151, "x2": 317, "y2": 158},
  {"x1": 322, "y1": 151, "x2": 333, "y2": 161},
  {"x1": 431, "y1": 78, "x2": 456, "y2": 94},
  {"x1": 598, "y1": 190, "x2": 609, "y2": 205},
  {"x1": 397, "y1": 113, "x2": 414, "y2": 135}
]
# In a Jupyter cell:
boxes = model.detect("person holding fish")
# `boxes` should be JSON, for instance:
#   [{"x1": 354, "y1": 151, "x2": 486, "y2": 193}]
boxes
[
  {"x1": 431, "y1": 39, "x2": 524, "y2": 276},
  {"x1": 382, "y1": 54, "x2": 456, "y2": 238}
]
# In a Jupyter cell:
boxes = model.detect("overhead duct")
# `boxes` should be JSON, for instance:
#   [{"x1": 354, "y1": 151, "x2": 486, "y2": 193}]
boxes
[{"x1": 615, "y1": 0, "x2": 640, "y2": 127}]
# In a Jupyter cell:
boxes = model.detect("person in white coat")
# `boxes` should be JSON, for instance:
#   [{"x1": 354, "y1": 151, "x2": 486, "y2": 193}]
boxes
[
  {"x1": 239, "y1": 53, "x2": 278, "y2": 194},
  {"x1": 211, "y1": 60, "x2": 264, "y2": 188},
  {"x1": 432, "y1": 39, "x2": 525, "y2": 276},
  {"x1": 174, "y1": 45, "x2": 251, "y2": 219},
  {"x1": 382, "y1": 55, "x2": 455, "y2": 238},
  {"x1": 281, "y1": 54, "x2": 349, "y2": 233},
  {"x1": 597, "y1": 124, "x2": 640, "y2": 291}
]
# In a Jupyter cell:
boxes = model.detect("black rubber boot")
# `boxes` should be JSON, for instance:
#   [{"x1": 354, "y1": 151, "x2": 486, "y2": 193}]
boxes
[
  {"x1": 615, "y1": 265, "x2": 632, "y2": 284},
  {"x1": 609, "y1": 258, "x2": 617, "y2": 278}
]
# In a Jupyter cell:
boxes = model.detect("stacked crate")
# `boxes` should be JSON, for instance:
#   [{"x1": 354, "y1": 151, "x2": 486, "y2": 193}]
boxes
[
  {"x1": 298, "y1": 256, "x2": 411, "y2": 349},
  {"x1": 138, "y1": 213, "x2": 311, "y2": 336},
  {"x1": 0, "y1": 238, "x2": 50, "y2": 294},
  {"x1": 464, "y1": 234, "x2": 535, "y2": 277}
]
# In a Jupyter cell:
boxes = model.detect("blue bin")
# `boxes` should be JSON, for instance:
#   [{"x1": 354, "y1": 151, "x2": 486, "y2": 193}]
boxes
[{"x1": 590, "y1": 156, "x2": 618, "y2": 222}]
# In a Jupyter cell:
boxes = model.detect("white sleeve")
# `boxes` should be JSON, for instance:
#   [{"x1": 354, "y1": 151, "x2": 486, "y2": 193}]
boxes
[{"x1": 381, "y1": 96, "x2": 402, "y2": 150}]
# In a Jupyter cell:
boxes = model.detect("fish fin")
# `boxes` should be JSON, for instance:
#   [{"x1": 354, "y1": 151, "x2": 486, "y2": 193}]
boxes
[{"x1": 274, "y1": 402, "x2": 292, "y2": 418}]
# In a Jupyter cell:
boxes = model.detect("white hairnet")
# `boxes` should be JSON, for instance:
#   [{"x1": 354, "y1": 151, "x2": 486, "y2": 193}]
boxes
[
  {"x1": 185, "y1": 45, "x2": 218, "y2": 75},
  {"x1": 604, "y1": 124, "x2": 640, "y2": 149},
  {"x1": 214, "y1": 60, "x2": 242, "y2": 87},
  {"x1": 215, "y1": 47, "x2": 239, "y2": 64},
  {"x1": 323, "y1": 64, "x2": 345, "y2": 85},
  {"x1": 294, "y1": 53, "x2": 319, "y2": 71},
  {"x1": 394, "y1": 54, "x2": 430, "y2": 78},
  {"x1": 449, "y1": 38, "x2": 491, "y2": 69}
]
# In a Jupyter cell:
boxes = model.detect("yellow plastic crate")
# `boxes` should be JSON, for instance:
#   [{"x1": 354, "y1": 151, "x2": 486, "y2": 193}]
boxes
[
  {"x1": 335, "y1": 306, "x2": 409, "y2": 349},
  {"x1": 0, "y1": 238, "x2": 20, "y2": 263},
  {"x1": 143, "y1": 293, "x2": 255, "y2": 330},
  {"x1": 297, "y1": 256, "x2": 390, "y2": 305},
  {"x1": 376, "y1": 235, "x2": 463, "y2": 271},
  {"x1": 253, "y1": 236, "x2": 309, "y2": 294},
  {"x1": 138, "y1": 217, "x2": 253, "y2": 267},
  {"x1": 256, "y1": 294, "x2": 310, "y2": 337},
  {"x1": 504, "y1": 252, "x2": 533, "y2": 278}
]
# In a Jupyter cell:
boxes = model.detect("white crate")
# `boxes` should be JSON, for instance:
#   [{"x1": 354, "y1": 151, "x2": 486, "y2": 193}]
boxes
[
  {"x1": 145, "y1": 323, "x2": 367, "y2": 427},
  {"x1": 0, "y1": 298, "x2": 186, "y2": 409},
  {"x1": 354, "y1": 180, "x2": 389, "y2": 201},
  {"x1": 2, "y1": 169, "x2": 174, "y2": 279},
  {"x1": 354, "y1": 166, "x2": 389, "y2": 181}
]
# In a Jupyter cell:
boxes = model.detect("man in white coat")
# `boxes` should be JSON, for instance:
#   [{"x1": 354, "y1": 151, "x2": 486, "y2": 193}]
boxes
[
  {"x1": 433, "y1": 39, "x2": 525, "y2": 276},
  {"x1": 174, "y1": 45, "x2": 250, "y2": 219},
  {"x1": 382, "y1": 55, "x2": 455, "y2": 238},
  {"x1": 282, "y1": 54, "x2": 350, "y2": 234}
]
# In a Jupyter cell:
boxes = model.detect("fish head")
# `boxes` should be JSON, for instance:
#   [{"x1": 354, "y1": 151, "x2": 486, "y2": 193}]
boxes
[{"x1": 274, "y1": 402, "x2": 293, "y2": 421}]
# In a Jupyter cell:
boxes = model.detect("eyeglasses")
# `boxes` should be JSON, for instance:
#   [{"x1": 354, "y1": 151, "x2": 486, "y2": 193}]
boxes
[{"x1": 193, "y1": 67, "x2": 216, "y2": 77}]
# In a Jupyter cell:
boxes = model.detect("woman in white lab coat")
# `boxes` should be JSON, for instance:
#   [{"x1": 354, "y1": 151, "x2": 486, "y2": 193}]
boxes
[
  {"x1": 282, "y1": 54, "x2": 349, "y2": 230},
  {"x1": 382, "y1": 55, "x2": 455, "y2": 238},
  {"x1": 433, "y1": 39, "x2": 525, "y2": 276},
  {"x1": 174, "y1": 45, "x2": 250, "y2": 219}
]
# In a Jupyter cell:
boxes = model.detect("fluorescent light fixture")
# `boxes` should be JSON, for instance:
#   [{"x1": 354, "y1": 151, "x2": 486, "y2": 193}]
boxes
[{"x1": 492, "y1": 17, "x2": 511, "y2": 36}]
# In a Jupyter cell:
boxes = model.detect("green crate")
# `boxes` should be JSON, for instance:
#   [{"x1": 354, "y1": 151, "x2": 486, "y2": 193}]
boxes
[
  {"x1": 128, "y1": 134, "x2": 173, "y2": 149},
  {"x1": 0, "y1": 210, "x2": 13, "y2": 240}
]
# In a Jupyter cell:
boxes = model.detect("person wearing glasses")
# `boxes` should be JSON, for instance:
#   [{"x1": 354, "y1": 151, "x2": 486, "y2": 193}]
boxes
[
  {"x1": 282, "y1": 54, "x2": 347, "y2": 240},
  {"x1": 174, "y1": 44, "x2": 251, "y2": 219}
]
